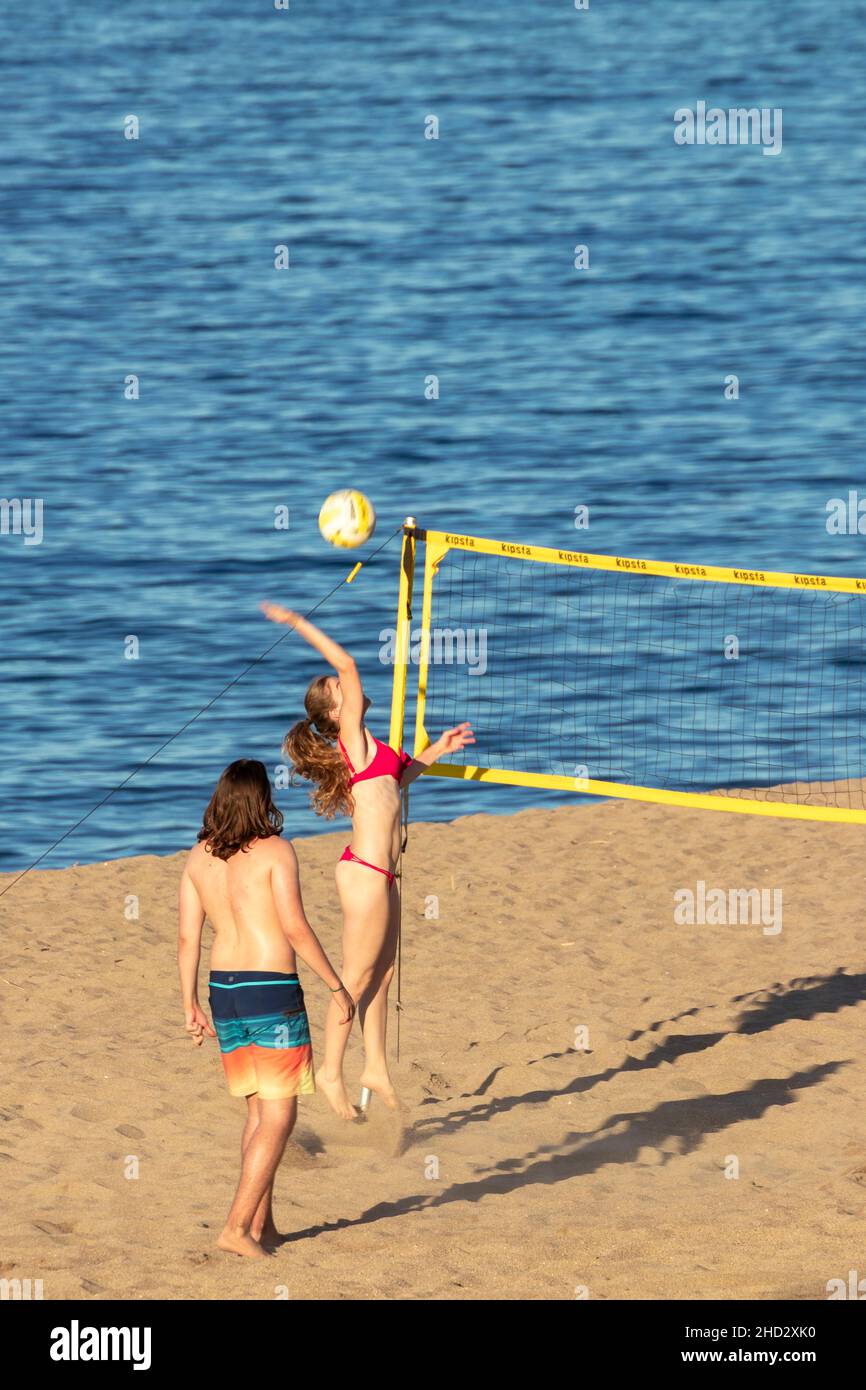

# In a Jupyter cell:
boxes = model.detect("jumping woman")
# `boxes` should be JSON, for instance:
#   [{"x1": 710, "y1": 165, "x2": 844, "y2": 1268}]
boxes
[{"x1": 261, "y1": 602, "x2": 474, "y2": 1119}]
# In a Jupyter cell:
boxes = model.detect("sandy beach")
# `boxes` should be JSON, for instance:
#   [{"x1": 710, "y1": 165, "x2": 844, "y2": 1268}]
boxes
[{"x1": 2, "y1": 798, "x2": 865, "y2": 1301}]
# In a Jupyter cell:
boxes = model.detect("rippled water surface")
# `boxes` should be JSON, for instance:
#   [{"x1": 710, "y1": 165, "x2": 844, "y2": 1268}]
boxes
[{"x1": 2, "y1": 2, "x2": 865, "y2": 869}]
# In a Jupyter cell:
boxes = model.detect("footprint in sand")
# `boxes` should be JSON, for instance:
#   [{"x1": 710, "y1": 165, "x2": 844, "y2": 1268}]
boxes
[
  {"x1": 115, "y1": 1124, "x2": 145, "y2": 1139},
  {"x1": 33, "y1": 1219, "x2": 74, "y2": 1238},
  {"x1": 70, "y1": 1104, "x2": 109, "y2": 1123},
  {"x1": 410, "y1": 1062, "x2": 451, "y2": 1097}
]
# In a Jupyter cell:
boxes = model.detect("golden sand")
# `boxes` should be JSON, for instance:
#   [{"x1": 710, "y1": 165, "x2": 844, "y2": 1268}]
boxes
[{"x1": 1, "y1": 800, "x2": 864, "y2": 1300}]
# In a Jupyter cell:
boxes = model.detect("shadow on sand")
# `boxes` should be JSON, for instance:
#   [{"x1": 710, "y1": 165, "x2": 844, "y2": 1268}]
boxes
[
  {"x1": 408, "y1": 968, "x2": 864, "y2": 1144},
  {"x1": 281, "y1": 1060, "x2": 846, "y2": 1245}
]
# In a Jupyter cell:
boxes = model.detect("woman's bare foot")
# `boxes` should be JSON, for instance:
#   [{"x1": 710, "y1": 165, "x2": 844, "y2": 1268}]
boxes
[
  {"x1": 217, "y1": 1227, "x2": 270, "y2": 1259},
  {"x1": 316, "y1": 1067, "x2": 359, "y2": 1120},
  {"x1": 359, "y1": 1067, "x2": 399, "y2": 1110}
]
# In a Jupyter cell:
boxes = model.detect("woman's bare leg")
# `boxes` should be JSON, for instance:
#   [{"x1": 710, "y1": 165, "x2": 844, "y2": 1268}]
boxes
[
  {"x1": 316, "y1": 863, "x2": 391, "y2": 1120},
  {"x1": 359, "y1": 885, "x2": 400, "y2": 1108}
]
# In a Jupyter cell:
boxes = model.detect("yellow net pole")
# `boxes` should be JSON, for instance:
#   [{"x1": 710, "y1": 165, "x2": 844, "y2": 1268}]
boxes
[
  {"x1": 378, "y1": 517, "x2": 417, "y2": 1090},
  {"x1": 388, "y1": 518, "x2": 417, "y2": 751},
  {"x1": 360, "y1": 518, "x2": 417, "y2": 1113},
  {"x1": 412, "y1": 530, "x2": 449, "y2": 756}
]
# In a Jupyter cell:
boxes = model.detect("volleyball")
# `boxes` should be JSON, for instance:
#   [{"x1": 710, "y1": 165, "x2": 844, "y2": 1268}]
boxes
[{"x1": 318, "y1": 489, "x2": 377, "y2": 549}]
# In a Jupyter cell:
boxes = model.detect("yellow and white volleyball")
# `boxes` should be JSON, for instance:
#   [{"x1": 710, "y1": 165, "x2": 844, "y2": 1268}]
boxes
[{"x1": 317, "y1": 489, "x2": 377, "y2": 549}]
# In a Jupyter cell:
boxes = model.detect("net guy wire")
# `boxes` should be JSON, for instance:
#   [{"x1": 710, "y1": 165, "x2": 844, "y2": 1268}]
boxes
[{"x1": 0, "y1": 523, "x2": 405, "y2": 900}]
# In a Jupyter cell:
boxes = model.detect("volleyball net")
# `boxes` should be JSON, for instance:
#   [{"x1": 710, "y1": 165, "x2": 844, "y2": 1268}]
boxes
[{"x1": 388, "y1": 523, "x2": 866, "y2": 824}]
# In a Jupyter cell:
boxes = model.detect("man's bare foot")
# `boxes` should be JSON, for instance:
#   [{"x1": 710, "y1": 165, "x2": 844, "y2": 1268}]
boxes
[
  {"x1": 217, "y1": 1227, "x2": 270, "y2": 1259},
  {"x1": 316, "y1": 1067, "x2": 359, "y2": 1120},
  {"x1": 359, "y1": 1068, "x2": 400, "y2": 1110}
]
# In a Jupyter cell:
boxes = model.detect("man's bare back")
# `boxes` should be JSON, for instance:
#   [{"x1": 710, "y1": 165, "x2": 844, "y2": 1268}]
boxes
[{"x1": 184, "y1": 835, "x2": 302, "y2": 973}]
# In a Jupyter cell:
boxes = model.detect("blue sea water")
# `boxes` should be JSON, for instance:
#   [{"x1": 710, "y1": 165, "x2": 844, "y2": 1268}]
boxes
[{"x1": 2, "y1": 1, "x2": 866, "y2": 871}]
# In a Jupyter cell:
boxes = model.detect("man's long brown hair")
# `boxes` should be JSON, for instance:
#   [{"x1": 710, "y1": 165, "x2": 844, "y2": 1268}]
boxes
[
  {"x1": 282, "y1": 674, "x2": 354, "y2": 819},
  {"x1": 198, "y1": 759, "x2": 284, "y2": 860}
]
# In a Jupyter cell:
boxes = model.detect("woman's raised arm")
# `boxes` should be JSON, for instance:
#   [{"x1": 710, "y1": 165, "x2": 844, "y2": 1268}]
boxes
[
  {"x1": 260, "y1": 602, "x2": 366, "y2": 749},
  {"x1": 261, "y1": 604, "x2": 354, "y2": 671}
]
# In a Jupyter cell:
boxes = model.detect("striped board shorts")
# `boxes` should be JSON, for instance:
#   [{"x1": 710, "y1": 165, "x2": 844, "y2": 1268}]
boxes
[{"x1": 208, "y1": 970, "x2": 315, "y2": 1100}]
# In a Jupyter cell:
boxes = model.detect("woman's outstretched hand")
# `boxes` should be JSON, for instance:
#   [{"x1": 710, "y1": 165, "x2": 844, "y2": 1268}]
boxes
[
  {"x1": 437, "y1": 722, "x2": 475, "y2": 756},
  {"x1": 260, "y1": 601, "x2": 300, "y2": 628}
]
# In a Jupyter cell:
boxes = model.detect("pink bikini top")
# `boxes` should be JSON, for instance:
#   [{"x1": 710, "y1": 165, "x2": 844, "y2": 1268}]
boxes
[{"x1": 338, "y1": 733, "x2": 412, "y2": 787}]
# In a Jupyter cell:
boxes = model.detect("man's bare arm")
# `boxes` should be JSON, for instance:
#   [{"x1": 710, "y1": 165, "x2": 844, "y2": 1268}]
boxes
[{"x1": 177, "y1": 863, "x2": 216, "y2": 1045}]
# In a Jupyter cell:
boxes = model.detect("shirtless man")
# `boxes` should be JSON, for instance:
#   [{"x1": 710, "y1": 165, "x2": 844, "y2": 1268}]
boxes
[{"x1": 178, "y1": 758, "x2": 354, "y2": 1260}]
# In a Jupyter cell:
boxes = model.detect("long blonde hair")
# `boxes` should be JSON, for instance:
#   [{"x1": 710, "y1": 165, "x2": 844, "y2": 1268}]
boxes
[{"x1": 282, "y1": 674, "x2": 354, "y2": 819}]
